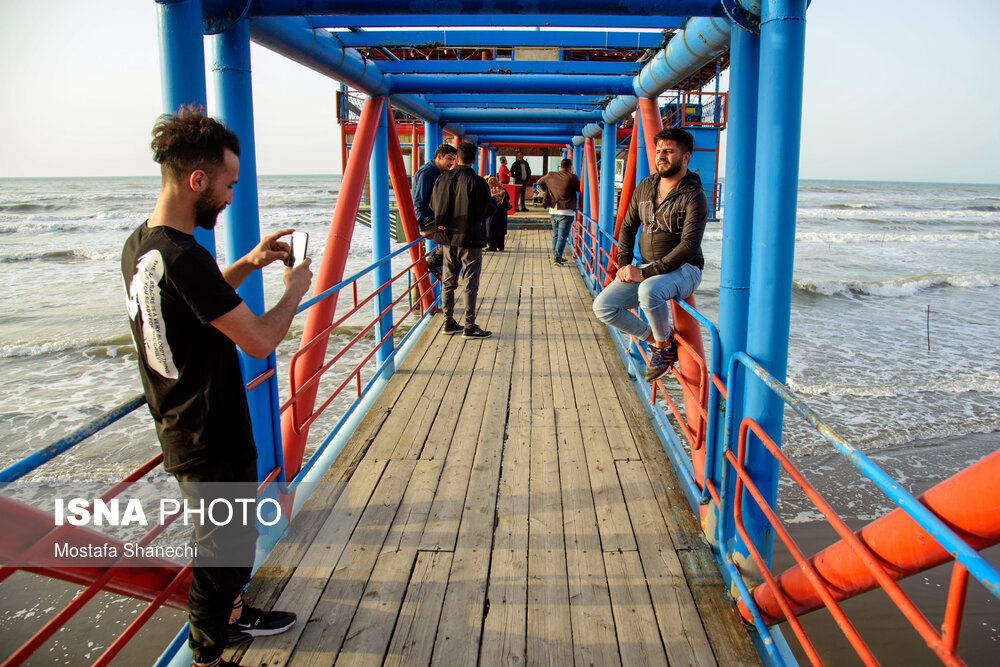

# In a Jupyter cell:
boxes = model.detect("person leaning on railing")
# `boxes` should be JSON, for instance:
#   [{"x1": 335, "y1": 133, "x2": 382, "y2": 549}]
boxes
[
  {"x1": 592, "y1": 127, "x2": 708, "y2": 383},
  {"x1": 121, "y1": 105, "x2": 313, "y2": 667},
  {"x1": 410, "y1": 143, "x2": 457, "y2": 280}
]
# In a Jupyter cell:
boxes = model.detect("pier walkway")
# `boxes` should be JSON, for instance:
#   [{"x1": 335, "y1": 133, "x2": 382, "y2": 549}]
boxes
[{"x1": 232, "y1": 230, "x2": 760, "y2": 666}]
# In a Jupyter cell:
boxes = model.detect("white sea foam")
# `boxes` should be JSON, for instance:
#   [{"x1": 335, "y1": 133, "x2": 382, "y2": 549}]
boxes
[{"x1": 792, "y1": 273, "x2": 1000, "y2": 297}]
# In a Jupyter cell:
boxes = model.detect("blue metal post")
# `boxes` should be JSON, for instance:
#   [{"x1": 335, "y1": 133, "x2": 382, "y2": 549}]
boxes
[
  {"x1": 372, "y1": 102, "x2": 394, "y2": 378},
  {"x1": 741, "y1": 0, "x2": 807, "y2": 565},
  {"x1": 211, "y1": 18, "x2": 283, "y2": 480},
  {"x1": 599, "y1": 120, "x2": 617, "y2": 278},
  {"x1": 712, "y1": 23, "x2": 760, "y2": 548},
  {"x1": 422, "y1": 121, "x2": 436, "y2": 164},
  {"x1": 156, "y1": 0, "x2": 215, "y2": 253}
]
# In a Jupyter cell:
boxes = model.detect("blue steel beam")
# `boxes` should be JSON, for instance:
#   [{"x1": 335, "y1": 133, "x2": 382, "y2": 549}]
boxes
[
  {"x1": 157, "y1": 0, "x2": 215, "y2": 253},
  {"x1": 304, "y1": 15, "x2": 684, "y2": 29},
  {"x1": 477, "y1": 135, "x2": 575, "y2": 144},
  {"x1": 371, "y1": 104, "x2": 394, "y2": 378},
  {"x1": 439, "y1": 108, "x2": 603, "y2": 123},
  {"x1": 379, "y1": 60, "x2": 642, "y2": 76},
  {"x1": 390, "y1": 74, "x2": 634, "y2": 96},
  {"x1": 247, "y1": 16, "x2": 442, "y2": 123},
  {"x1": 212, "y1": 18, "x2": 283, "y2": 481},
  {"x1": 460, "y1": 124, "x2": 586, "y2": 135},
  {"x1": 741, "y1": 0, "x2": 807, "y2": 565},
  {"x1": 243, "y1": 1, "x2": 726, "y2": 18},
  {"x1": 327, "y1": 29, "x2": 666, "y2": 50},
  {"x1": 424, "y1": 94, "x2": 612, "y2": 109}
]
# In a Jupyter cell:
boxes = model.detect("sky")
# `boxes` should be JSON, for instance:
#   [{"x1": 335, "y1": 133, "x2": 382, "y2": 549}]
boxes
[{"x1": 1, "y1": 1, "x2": 998, "y2": 184}]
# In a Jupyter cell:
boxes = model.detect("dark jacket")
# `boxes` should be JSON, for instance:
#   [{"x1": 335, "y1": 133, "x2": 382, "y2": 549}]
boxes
[
  {"x1": 411, "y1": 161, "x2": 440, "y2": 231},
  {"x1": 430, "y1": 165, "x2": 497, "y2": 248},
  {"x1": 486, "y1": 190, "x2": 513, "y2": 240},
  {"x1": 617, "y1": 170, "x2": 708, "y2": 279},
  {"x1": 511, "y1": 158, "x2": 531, "y2": 184},
  {"x1": 536, "y1": 169, "x2": 580, "y2": 211}
]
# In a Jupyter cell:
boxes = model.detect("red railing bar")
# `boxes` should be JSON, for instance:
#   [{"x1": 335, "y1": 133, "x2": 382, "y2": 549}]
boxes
[
  {"x1": 729, "y1": 421, "x2": 877, "y2": 665},
  {"x1": 246, "y1": 367, "x2": 275, "y2": 391},
  {"x1": 741, "y1": 420, "x2": 961, "y2": 662},
  {"x1": 4, "y1": 499, "x2": 187, "y2": 666},
  {"x1": 290, "y1": 277, "x2": 431, "y2": 434},
  {"x1": 258, "y1": 466, "x2": 281, "y2": 496},
  {"x1": 284, "y1": 265, "x2": 433, "y2": 420},
  {"x1": 91, "y1": 564, "x2": 193, "y2": 667},
  {"x1": 941, "y1": 562, "x2": 969, "y2": 655},
  {"x1": 0, "y1": 453, "x2": 164, "y2": 586}
]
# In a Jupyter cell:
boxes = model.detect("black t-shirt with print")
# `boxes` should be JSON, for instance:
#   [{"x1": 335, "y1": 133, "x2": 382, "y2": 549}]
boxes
[{"x1": 122, "y1": 223, "x2": 256, "y2": 473}]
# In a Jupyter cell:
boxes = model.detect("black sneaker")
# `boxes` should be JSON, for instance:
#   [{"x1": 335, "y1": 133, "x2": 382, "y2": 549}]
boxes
[
  {"x1": 227, "y1": 605, "x2": 296, "y2": 642},
  {"x1": 644, "y1": 336, "x2": 678, "y2": 382},
  {"x1": 192, "y1": 660, "x2": 245, "y2": 667},
  {"x1": 442, "y1": 319, "x2": 463, "y2": 335},
  {"x1": 552, "y1": 257, "x2": 567, "y2": 266},
  {"x1": 462, "y1": 325, "x2": 493, "y2": 340}
]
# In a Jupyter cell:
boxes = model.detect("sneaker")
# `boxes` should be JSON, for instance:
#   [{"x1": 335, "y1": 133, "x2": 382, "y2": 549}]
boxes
[
  {"x1": 442, "y1": 319, "x2": 463, "y2": 335},
  {"x1": 644, "y1": 336, "x2": 678, "y2": 382},
  {"x1": 227, "y1": 605, "x2": 296, "y2": 642},
  {"x1": 192, "y1": 660, "x2": 245, "y2": 667},
  {"x1": 462, "y1": 325, "x2": 493, "y2": 340},
  {"x1": 552, "y1": 257, "x2": 567, "y2": 266}
]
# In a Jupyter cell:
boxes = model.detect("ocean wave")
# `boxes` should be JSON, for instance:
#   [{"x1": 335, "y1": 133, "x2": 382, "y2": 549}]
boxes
[
  {"x1": 0, "y1": 248, "x2": 118, "y2": 263},
  {"x1": 786, "y1": 374, "x2": 1000, "y2": 399},
  {"x1": 0, "y1": 203, "x2": 74, "y2": 214},
  {"x1": 792, "y1": 273, "x2": 1000, "y2": 297},
  {"x1": 798, "y1": 207, "x2": 1000, "y2": 222},
  {"x1": 1, "y1": 334, "x2": 134, "y2": 359},
  {"x1": 965, "y1": 204, "x2": 1000, "y2": 212},
  {"x1": 795, "y1": 230, "x2": 1000, "y2": 244},
  {"x1": 821, "y1": 203, "x2": 880, "y2": 210}
]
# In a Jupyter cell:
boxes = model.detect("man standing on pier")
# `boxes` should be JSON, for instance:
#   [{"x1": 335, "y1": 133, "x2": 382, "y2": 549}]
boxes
[
  {"x1": 411, "y1": 143, "x2": 458, "y2": 280},
  {"x1": 537, "y1": 158, "x2": 581, "y2": 266},
  {"x1": 511, "y1": 150, "x2": 532, "y2": 212},
  {"x1": 592, "y1": 128, "x2": 707, "y2": 382},
  {"x1": 122, "y1": 105, "x2": 310, "y2": 667},
  {"x1": 430, "y1": 141, "x2": 500, "y2": 339}
]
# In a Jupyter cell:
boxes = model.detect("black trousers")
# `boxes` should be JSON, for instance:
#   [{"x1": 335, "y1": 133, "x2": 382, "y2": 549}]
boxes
[{"x1": 174, "y1": 456, "x2": 258, "y2": 664}]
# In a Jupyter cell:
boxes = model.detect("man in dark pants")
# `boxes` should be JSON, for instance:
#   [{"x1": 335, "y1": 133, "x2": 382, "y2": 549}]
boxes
[
  {"x1": 537, "y1": 158, "x2": 581, "y2": 265},
  {"x1": 430, "y1": 142, "x2": 501, "y2": 339},
  {"x1": 122, "y1": 105, "x2": 312, "y2": 667},
  {"x1": 510, "y1": 150, "x2": 532, "y2": 212},
  {"x1": 411, "y1": 143, "x2": 457, "y2": 279}
]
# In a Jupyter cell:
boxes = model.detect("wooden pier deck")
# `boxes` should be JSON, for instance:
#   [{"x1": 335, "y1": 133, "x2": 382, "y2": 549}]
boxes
[{"x1": 232, "y1": 230, "x2": 760, "y2": 666}]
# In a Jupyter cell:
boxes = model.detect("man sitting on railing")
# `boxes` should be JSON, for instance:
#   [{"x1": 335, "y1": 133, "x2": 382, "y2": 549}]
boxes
[
  {"x1": 592, "y1": 128, "x2": 708, "y2": 382},
  {"x1": 430, "y1": 141, "x2": 502, "y2": 340},
  {"x1": 122, "y1": 105, "x2": 313, "y2": 667},
  {"x1": 411, "y1": 143, "x2": 458, "y2": 280}
]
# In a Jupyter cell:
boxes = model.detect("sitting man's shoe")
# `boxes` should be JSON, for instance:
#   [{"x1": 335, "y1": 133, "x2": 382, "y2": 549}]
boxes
[
  {"x1": 192, "y1": 660, "x2": 245, "y2": 667},
  {"x1": 644, "y1": 335, "x2": 678, "y2": 383},
  {"x1": 443, "y1": 319, "x2": 463, "y2": 335},
  {"x1": 462, "y1": 325, "x2": 493, "y2": 340},
  {"x1": 228, "y1": 605, "x2": 296, "y2": 642}
]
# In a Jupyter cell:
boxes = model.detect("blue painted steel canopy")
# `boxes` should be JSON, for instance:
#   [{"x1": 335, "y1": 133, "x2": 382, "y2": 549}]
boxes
[{"x1": 201, "y1": 1, "x2": 742, "y2": 146}]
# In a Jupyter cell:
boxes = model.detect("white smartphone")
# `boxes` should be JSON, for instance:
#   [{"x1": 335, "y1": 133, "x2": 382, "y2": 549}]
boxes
[{"x1": 286, "y1": 231, "x2": 309, "y2": 267}]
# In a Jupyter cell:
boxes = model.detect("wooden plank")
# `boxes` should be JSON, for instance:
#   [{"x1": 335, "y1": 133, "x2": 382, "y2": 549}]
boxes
[
  {"x1": 239, "y1": 458, "x2": 388, "y2": 667},
  {"x1": 429, "y1": 245, "x2": 525, "y2": 666},
  {"x1": 603, "y1": 549, "x2": 669, "y2": 665},
  {"x1": 288, "y1": 459, "x2": 417, "y2": 667},
  {"x1": 526, "y1": 409, "x2": 574, "y2": 665},
  {"x1": 383, "y1": 550, "x2": 454, "y2": 667},
  {"x1": 618, "y1": 460, "x2": 716, "y2": 666},
  {"x1": 334, "y1": 459, "x2": 443, "y2": 666},
  {"x1": 480, "y1": 249, "x2": 534, "y2": 663}
]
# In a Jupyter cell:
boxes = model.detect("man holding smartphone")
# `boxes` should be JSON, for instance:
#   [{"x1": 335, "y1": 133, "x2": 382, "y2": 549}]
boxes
[{"x1": 122, "y1": 105, "x2": 312, "y2": 667}]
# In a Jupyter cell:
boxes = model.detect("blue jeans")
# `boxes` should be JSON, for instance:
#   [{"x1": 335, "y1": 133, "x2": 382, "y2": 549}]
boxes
[
  {"x1": 550, "y1": 213, "x2": 573, "y2": 260},
  {"x1": 592, "y1": 263, "x2": 702, "y2": 342}
]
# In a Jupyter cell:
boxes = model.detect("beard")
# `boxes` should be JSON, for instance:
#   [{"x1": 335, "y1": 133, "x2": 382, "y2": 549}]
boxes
[
  {"x1": 657, "y1": 161, "x2": 683, "y2": 178},
  {"x1": 194, "y1": 191, "x2": 225, "y2": 230}
]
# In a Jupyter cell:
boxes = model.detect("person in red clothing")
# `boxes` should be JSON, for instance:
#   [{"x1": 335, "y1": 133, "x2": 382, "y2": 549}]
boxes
[{"x1": 497, "y1": 156, "x2": 510, "y2": 184}]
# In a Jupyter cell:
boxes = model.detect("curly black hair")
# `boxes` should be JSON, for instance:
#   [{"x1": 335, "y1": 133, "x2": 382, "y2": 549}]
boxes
[{"x1": 150, "y1": 104, "x2": 240, "y2": 181}]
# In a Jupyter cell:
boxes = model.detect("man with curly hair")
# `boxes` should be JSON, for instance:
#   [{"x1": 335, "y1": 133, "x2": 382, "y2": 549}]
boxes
[{"x1": 122, "y1": 105, "x2": 310, "y2": 667}]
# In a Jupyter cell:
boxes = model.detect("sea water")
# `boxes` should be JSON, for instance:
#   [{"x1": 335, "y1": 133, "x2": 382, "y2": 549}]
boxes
[{"x1": 0, "y1": 176, "x2": 998, "y2": 663}]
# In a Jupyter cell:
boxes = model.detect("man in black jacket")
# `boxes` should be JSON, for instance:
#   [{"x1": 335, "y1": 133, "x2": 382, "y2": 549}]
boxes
[
  {"x1": 430, "y1": 142, "x2": 500, "y2": 339},
  {"x1": 510, "y1": 151, "x2": 532, "y2": 212},
  {"x1": 592, "y1": 128, "x2": 708, "y2": 382}
]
